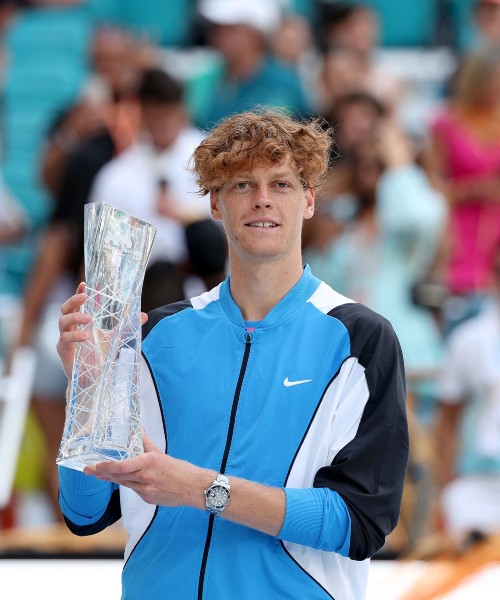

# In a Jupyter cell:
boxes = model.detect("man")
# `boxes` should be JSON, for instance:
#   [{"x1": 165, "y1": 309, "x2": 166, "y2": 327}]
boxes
[
  {"x1": 194, "y1": 0, "x2": 312, "y2": 129},
  {"x1": 57, "y1": 110, "x2": 408, "y2": 599},
  {"x1": 90, "y1": 67, "x2": 227, "y2": 310},
  {"x1": 317, "y1": 2, "x2": 401, "y2": 114},
  {"x1": 435, "y1": 247, "x2": 500, "y2": 537}
]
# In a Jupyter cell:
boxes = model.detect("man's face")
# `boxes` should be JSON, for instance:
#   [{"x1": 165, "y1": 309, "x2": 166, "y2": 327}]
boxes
[
  {"x1": 322, "y1": 50, "x2": 362, "y2": 101},
  {"x1": 210, "y1": 160, "x2": 314, "y2": 264},
  {"x1": 141, "y1": 102, "x2": 184, "y2": 151},
  {"x1": 92, "y1": 29, "x2": 136, "y2": 98},
  {"x1": 336, "y1": 102, "x2": 382, "y2": 153},
  {"x1": 327, "y1": 8, "x2": 378, "y2": 56},
  {"x1": 208, "y1": 23, "x2": 261, "y2": 62}
]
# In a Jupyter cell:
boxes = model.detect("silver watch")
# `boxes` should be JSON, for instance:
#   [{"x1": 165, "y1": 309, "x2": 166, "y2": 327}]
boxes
[{"x1": 204, "y1": 473, "x2": 231, "y2": 514}]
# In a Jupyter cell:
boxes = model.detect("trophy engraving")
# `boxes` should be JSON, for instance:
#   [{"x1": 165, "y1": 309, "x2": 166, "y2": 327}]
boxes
[{"x1": 57, "y1": 202, "x2": 156, "y2": 471}]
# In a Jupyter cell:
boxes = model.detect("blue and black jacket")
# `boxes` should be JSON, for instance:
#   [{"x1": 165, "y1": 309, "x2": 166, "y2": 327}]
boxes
[{"x1": 59, "y1": 266, "x2": 408, "y2": 600}]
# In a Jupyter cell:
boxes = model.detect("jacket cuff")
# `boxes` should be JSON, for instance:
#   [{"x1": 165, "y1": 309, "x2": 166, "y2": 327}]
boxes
[
  {"x1": 278, "y1": 487, "x2": 351, "y2": 556},
  {"x1": 58, "y1": 465, "x2": 115, "y2": 525}
]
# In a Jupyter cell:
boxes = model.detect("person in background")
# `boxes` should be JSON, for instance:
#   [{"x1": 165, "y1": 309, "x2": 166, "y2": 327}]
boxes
[
  {"x1": 304, "y1": 111, "x2": 445, "y2": 550},
  {"x1": 305, "y1": 108, "x2": 447, "y2": 411},
  {"x1": 270, "y1": 13, "x2": 314, "y2": 69},
  {"x1": 435, "y1": 246, "x2": 500, "y2": 539},
  {"x1": 87, "y1": 26, "x2": 156, "y2": 151},
  {"x1": 302, "y1": 92, "x2": 387, "y2": 252},
  {"x1": 426, "y1": 51, "x2": 500, "y2": 332},
  {"x1": 89, "y1": 67, "x2": 227, "y2": 311},
  {"x1": 41, "y1": 26, "x2": 148, "y2": 198},
  {"x1": 194, "y1": 0, "x2": 312, "y2": 129},
  {"x1": 16, "y1": 97, "x2": 118, "y2": 520},
  {"x1": 317, "y1": 2, "x2": 402, "y2": 113},
  {"x1": 326, "y1": 91, "x2": 387, "y2": 160},
  {"x1": 270, "y1": 14, "x2": 322, "y2": 110},
  {"x1": 473, "y1": 0, "x2": 500, "y2": 49},
  {"x1": 14, "y1": 25, "x2": 151, "y2": 520},
  {"x1": 319, "y1": 47, "x2": 370, "y2": 115},
  {"x1": 0, "y1": 171, "x2": 28, "y2": 247},
  {"x1": 56, "y1": 109, "x2": 408, "y2": 600}
]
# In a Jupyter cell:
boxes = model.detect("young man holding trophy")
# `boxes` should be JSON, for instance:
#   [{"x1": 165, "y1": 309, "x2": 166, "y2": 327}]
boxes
[{"x1": 56, "y1": 110, "x2": 408, "y2": 599}]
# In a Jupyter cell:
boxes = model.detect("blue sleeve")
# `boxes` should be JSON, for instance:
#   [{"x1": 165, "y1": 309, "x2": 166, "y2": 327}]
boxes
[
  {"x1": 377, "y1": 165, "x2": 447, "y2": 237},
  {"x1": 377, "y1": 164, "x2": 448, "y2": 279},
  {"x1": 278, "y1": 487, "x2": 351, "y2": 556},
  {"x1": 58, "y1": 465, "x2": 117, "y2": 527}
]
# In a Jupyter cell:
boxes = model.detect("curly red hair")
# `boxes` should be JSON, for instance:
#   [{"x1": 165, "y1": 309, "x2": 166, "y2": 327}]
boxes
[{"x1": 192, "y1": 110, "x2": 333, "y2": 194}]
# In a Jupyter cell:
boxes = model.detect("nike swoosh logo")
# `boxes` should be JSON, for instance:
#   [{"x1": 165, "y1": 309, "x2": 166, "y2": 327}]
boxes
[{"x1": 283, "y1": 377, "x2": 313, "y2": 387}]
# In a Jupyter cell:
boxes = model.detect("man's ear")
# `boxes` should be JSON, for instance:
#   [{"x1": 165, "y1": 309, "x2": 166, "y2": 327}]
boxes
[
  {"x1": 210, "y1": 190, "x2": 222, "y2": 221},
  {"x1": 303, "y1": 187, "x2": 315, "y2": 220}
]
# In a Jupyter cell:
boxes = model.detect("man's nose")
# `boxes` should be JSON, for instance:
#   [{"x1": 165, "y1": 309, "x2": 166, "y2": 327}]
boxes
[{"x1": 254, "y1": 185, "x2": 271, "y2": 208}]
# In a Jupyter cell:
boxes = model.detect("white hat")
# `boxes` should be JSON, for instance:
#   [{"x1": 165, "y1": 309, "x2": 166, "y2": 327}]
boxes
[{"x1": 198, "y1": 0, "x2": 282, "y2": 36}]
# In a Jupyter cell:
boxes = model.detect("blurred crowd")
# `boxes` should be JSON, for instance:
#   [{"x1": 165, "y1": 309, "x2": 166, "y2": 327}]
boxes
[{"x1": 1, "y1": 0, "x2": 500, "y2": 561}]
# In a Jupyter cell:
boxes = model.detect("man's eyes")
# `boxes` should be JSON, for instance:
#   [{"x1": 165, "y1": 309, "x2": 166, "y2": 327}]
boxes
[{"x1": 232, "y1": 181, "x2": 292, "y2": 190}]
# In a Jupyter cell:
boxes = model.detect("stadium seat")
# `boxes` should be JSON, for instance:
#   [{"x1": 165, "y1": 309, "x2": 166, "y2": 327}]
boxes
[
  {"x1": 0, "y1": 5, "x2": 92, "y2": 294},
  {"x1": 448, "y1": 0, "x2": 478, "y2": 49},
  {"x1": 112, "y1": 0, "x2": 196, "y2": 47}
]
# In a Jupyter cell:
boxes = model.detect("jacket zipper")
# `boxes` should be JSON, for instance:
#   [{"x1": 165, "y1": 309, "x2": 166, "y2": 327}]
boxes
[{"x1": 197, "y1": 331, "x2": 253, "y2": 600}]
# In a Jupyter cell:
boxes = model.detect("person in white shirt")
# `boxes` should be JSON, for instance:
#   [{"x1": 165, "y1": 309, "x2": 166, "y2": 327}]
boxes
[
  {"x1": 90, "y1": 68, "x2": 227, "y2": 310},
  {"x1": 435, "y1": 248, "x2": 500, "y2": 537}
]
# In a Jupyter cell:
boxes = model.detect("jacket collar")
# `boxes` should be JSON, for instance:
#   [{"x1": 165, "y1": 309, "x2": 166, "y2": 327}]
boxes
[{"x1": 219, "y1": 264, "x2": 321, "y2": 329}]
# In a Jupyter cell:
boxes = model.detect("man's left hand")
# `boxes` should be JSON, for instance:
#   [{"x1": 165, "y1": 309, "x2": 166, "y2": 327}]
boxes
[{"x1": 83, "y1": 431, "x2": 213, "y2": 509}]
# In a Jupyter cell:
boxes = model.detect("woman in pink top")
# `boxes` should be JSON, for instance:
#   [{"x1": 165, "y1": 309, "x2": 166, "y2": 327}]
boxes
[{"x1": 428, "y1": 52, "x2": 500, "y2": 305}]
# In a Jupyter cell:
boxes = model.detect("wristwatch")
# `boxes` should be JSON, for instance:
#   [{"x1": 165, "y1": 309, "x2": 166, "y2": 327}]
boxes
[{"x1": 204, "y1": 473, "x2": 231, "y2": 514}]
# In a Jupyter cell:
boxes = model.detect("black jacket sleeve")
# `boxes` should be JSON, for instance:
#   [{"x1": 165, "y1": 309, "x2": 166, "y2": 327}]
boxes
[{"x1": 314, "y1": 304, "x2": 409, "y2": 560}]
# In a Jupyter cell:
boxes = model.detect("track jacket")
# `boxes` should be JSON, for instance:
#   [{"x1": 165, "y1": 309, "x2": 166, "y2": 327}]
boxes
[{"x1": 59, "y1": 265, "x2": 408, "y2": 600}]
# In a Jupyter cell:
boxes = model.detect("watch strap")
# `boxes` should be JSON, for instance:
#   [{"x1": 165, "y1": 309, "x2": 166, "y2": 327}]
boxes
[
  {"x1": 204, "y1": 472, "x2": 231, "y2": 514},
  {"x1": 215, "y1": 473, "x2": 229, "y2": 487}
]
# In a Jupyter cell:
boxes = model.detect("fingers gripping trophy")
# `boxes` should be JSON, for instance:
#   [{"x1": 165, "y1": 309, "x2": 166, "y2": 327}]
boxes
[{"x1": 57, "y1": 203, "x2": 156, "y2": 471}]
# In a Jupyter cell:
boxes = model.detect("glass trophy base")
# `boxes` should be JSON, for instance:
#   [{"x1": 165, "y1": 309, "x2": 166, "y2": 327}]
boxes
[{"x1": 57, "y1": 441, "x2": 135, "y2": 472}]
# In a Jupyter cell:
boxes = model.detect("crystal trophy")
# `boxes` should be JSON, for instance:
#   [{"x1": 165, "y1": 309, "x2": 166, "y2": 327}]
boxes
[{"x1": 57, "y1": 202, "x2": 156, "y2": 471}]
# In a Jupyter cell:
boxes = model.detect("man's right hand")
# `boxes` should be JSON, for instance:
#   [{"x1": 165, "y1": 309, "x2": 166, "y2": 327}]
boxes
[
  {"x1": 56, "y1": 282, "x2": 92, "y2": 379},
  {"x1": 56, "y1": 282, "x2": 150, "y2": 380}
]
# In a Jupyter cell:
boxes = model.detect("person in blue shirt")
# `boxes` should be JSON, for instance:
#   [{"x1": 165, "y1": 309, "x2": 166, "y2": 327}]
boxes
[
  {"x1": 56, "y1": 109, "x2": 408, "y2": 599},
  {"x1": 194, "y1": 0, "x2": 312, "y2": 129}
]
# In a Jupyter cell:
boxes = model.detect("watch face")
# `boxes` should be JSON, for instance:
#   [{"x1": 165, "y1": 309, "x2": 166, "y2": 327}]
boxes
[{"x1": 207, "y1": 485, "x2": 229, "y2": 509}]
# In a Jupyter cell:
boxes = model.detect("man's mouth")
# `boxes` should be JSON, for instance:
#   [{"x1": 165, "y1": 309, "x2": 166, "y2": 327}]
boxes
[{"x1": 246, "y1": 221, "x2": 278, "y2": 228}]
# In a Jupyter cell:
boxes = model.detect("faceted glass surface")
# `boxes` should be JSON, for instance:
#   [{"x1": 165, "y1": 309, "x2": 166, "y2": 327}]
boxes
[{"x1": 57, "y1": 203, "x2": 156, "y2": 471}]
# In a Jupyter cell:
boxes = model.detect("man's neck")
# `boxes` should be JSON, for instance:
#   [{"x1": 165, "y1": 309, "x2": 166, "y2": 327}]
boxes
[{"x1": 229, "y1": 254, "x2": 304, "y2": 322}]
